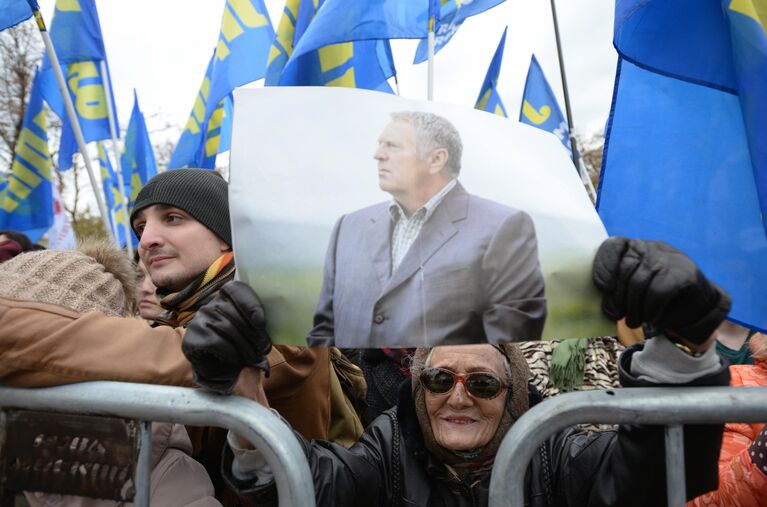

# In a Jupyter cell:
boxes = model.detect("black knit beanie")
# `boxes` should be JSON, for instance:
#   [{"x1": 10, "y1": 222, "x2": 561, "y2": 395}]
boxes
[{"x1": 129, "y1": 169, "x2": 231, "y2": 246}]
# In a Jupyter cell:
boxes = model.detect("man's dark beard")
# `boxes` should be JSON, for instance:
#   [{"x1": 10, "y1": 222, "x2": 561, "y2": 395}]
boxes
[{"x1": 153, "y1": 251, "x2": 236, "y2": 327}]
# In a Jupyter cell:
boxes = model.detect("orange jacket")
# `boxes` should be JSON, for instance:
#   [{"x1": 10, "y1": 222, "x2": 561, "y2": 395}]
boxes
[{"x1": 687, "y1": 360, "x2": 767, "y2": 507}]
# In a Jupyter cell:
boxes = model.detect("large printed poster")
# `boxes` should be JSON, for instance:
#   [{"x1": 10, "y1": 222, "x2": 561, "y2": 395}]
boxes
[{"x1": 229, "y1": 87, "x2": 611, "y2": 346}]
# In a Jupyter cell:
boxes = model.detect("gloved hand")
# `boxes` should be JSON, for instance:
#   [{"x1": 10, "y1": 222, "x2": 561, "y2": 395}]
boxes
[
  {"x1": 182, "y1": 281, "x2": 272, "y2": 394},
  {"x1": 593, "y1": 237, "x2": 731, "y2": 346}
]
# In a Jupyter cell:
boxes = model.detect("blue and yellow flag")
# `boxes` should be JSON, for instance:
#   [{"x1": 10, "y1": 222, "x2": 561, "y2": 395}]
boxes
[
  {"x1": 98, "y1": 142, "x2": 133, "y2": 247},
  {"x1": 121, "y1": 92, "x2": 157, "y2": 209},
  {"x1": 40, "y1": 0, "x2": 106, "y2": 64},
  {"x1": 291, "y1": 0, "x2": 429, "y2": 62},
  {"x1": 169, "y1": 55, "x2": 233, "y2": 169},
  {"x1": 0, "y1": 71, "x2": 54, "y2": 242},
  {"x1": 0, "y1": 0, "x2": 34, "y2": 31},
  {"x1": 39, "y1": 0, "x2": 117, "y2": 170},
  {"x1": 271, "y1": 0, "x2": 396, "y2": 91},
  {"x1": 474, "y1": 27, "x2": 507, "y2": 117},
  {"x1": 198, "y1": 95, "x2": 233, "y2": 169},
  {"x1": 519, "y1": 55, "x2": 571, "y2": 152},
  {"x1": 597, "y1": 0, "x2": 767, "y2": 333},
  {"x1": 724, "y1": 0, "x2": 766, "y2": 237},
  {"x1": 414, "y1": 0, "x2": 506, "y2": 64},
  {"x1": 264, "y1": 0, "x2": 303, "y2": 85},
  {"x1": 207, "y1": 0, "x2": 273, "y2": 120},
  {"x1": 169, "y1": 0, "x2": 274, "y2": 169}
]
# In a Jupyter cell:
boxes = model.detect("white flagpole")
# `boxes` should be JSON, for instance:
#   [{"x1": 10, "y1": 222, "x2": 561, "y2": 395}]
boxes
[
  {"x1": 100, "y1": 61, "x2": 133, "y2": 258},
  {"x1": 29, "y1": 7, "x2": 114, "y2": 242},
  {"x1": 427, "y1": 15, "x2": 435, "y2": 100}
]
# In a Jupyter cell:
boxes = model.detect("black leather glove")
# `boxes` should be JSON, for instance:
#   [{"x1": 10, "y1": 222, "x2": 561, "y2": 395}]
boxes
[
  {"x1": 182, "y1": 281, "x2": 272, "y2": 394},
  {"x1": 593, "y1": 237, "x2": 731, "y2": 345}
]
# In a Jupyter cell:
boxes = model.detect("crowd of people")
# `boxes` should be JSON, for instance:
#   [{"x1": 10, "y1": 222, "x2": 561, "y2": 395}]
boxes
[{"x1": 0, "y1": 113, "x2": 765, "y2": 506}]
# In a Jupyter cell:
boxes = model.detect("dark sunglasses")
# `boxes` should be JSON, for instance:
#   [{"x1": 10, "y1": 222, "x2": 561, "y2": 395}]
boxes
[{"x1": 419, "y1": 368, "x2": 506, "y2": 400}]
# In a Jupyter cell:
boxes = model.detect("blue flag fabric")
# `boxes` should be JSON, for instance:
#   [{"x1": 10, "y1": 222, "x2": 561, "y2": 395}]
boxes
[
  {"x1": 169, "y1": 55, "x2": 229, "y2": 169},
  {"x1": 267, "y1": 0, "x2": 396, "y2": 91},
  {"x1": 0, "y1": 0, "x2": 33, "y2": 31},
  {"x1": 39, "y1": 0, "x2": 117, "y2": 170},
  {"x1": 724, "y1": 2, "x2": 767, "y2": 240},
  {"x1": 198, "y1": 95, "x2": 233, "y2": 169},
  {"x1": 597, "y1": 0, "x2": 767, "y2": 332},
  {"x1": 98, "y1": 142, "x2": 134, "y2": 247},
  {"x1": 414, "y1": 0, "x2": 506, "y2": 64},
  {"x1": 280, "y1": 39, "x2": 395, "y2": 90},
  {"x1": 291, "y1": 0, "x2": 430, "y2": 61},
  {"x1": 474, "y1": 27, "x2": 507, "y2": 117},
  {"x1": 207, "y1": 0, "x2": 274, "y2": 121},
  {"x1": 40, "y1": 0, "x2": 106, "y2": 66},
  {"x1": 169, "y1": 0, "x2": 274, "y2": 169},
  {"x1": 264, "y1": 0, "x2": 303, "y2": 85},
  {"x1": 43, "y1": 61, "x2": 118, "y2": 170},
  {"x1": 0, "y1": 71, "x2": 53, "y2": 242},
  {"x1": 121, "y1": 92, "x2": 157, "y2": 209},
  {"x1": 519, "y1": 54, "x2": 571, "y2": 152}
]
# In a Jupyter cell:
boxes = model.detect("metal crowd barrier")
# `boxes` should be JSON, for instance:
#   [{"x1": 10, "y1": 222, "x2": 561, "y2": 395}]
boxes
[
  {"x1": 489, "y1": 386, "x2": 767, "y2": 507},
  {"x1": 0, "y1": 381, "x2": 315, "y2": 507}
]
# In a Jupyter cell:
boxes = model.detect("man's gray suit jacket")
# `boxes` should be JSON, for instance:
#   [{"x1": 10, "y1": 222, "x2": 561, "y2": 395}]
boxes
[{"x1": 307, "y1": 182, "x2": 547, "y2": 347}]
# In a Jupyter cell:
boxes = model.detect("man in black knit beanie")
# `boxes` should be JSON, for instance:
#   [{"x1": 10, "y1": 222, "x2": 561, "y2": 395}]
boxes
[{"x1": 0, "y1": 169, "x2": 360, "y2": 506}]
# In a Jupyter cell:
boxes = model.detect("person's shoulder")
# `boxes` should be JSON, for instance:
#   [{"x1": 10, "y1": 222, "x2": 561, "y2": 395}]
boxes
[
  {"x1": 462, "y1": 191, "x2": 531, "y2": 225},
  {"x1": 0, "y1": 295, "x2": 82, "y2": 319},
  {"x1": 348, "y1": 200, "x2": 390, "y2": 217},
  {"x1": 339, "y1": 201, "x2": 390, "y2": 225},
  {"x1": 359, "y1": 406, "x2": 400, "y2": 448}
]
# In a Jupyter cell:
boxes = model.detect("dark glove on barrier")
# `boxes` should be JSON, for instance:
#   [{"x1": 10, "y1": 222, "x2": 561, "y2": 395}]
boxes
[
  {"x1": 182, "y1": 281, "x2": 272, "y2": 394},
  {"x1": 593, "y1": 237, "x2": 731, "y2": 345}
]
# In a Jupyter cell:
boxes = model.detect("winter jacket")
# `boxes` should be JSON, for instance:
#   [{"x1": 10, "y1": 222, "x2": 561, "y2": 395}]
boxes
[
  {"x1": 223, "y1": 345, "x2": 729, "y2": 506},
  {"x1": 0, "y1": 295, "x2": 332, "y2": 440},
  {"x1": 687, "y1": 360, "x2": 767, "y2": 507},
  {"x1": 25, "y1": 422, "x2": 220, "y2": 507}
]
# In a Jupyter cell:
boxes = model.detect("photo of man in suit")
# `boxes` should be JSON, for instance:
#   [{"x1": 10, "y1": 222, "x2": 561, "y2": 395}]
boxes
[{"x1": 307, "y1": 111, "x2": 547, "y2": 347}]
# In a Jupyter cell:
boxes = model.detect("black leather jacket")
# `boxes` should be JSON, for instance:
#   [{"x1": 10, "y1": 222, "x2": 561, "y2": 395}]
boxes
[{"x1": 225, "y1": 345, "x2": 728, "y2": 506}]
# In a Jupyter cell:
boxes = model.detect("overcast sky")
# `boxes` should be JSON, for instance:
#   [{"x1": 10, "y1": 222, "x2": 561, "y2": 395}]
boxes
[{"x1": 35, "y1": 0, "x2": 616, "y2": 145}]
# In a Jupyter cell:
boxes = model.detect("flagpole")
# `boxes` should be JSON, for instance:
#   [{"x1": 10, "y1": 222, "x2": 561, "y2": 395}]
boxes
[
  {"x1": 427, "y1": 16, "x2": 435, "y2": 100},
  {"x1": 28, "y1": 4, "x2": 114, "y2": 242},
  {"x1": 100, "y1": 61, "x2": 133, "y2": 257},
  {"x1": 548, "y1": 0, "x2": 581, "y2": 170}
]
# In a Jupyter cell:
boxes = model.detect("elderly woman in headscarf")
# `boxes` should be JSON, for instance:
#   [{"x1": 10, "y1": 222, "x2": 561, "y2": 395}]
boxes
[{"x1": 183, "y1": 238, "x2": 732, "y2": 507}]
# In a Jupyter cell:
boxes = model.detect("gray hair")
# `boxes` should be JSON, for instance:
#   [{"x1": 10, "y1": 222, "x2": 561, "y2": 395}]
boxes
[{"x1": 390, "y1": 111, "x2": 463, "y2": 176}]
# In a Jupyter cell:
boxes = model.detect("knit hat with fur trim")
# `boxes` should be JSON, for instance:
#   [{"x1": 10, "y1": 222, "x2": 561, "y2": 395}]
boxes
[
  {"x1": 0, "y1": 239, "x2": 137, "y2": 317},
  {"x1": 129, "y1": 169, "x2": 231, "y2": 246}
]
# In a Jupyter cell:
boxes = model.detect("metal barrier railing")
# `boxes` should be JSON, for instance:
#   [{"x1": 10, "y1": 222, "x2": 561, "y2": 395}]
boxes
[
  {"x1": 0, "y1": 381, "x2": 315, "y2": 507},
  {"x1": 489, "y1": 386, "x2": 767, "y2": 507}
]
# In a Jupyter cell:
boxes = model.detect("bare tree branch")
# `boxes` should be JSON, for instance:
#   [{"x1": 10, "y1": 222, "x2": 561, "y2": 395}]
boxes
[{"x1": 0, "y1": 21, "x2": 43, "y2": 172}]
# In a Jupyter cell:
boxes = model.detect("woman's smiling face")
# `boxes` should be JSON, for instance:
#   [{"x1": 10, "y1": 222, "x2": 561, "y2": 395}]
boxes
[{"x1": 424, "y1": 345, "x2": 507, "y2": 451}]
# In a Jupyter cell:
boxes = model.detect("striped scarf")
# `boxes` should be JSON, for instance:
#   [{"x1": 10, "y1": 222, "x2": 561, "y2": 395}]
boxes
[{"x1": 154, "y1": 251, "x2": 235, "y2": 328}]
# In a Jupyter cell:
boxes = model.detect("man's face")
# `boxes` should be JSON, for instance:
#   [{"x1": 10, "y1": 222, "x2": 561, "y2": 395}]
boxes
[
  {"x1": 374, "y1": 120, "x2": 432, "y2": 200},
  {"x1": 132, "y1": 204, "x2": 230, "y2": 291}
]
